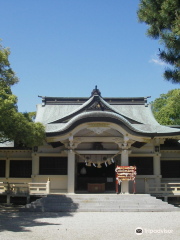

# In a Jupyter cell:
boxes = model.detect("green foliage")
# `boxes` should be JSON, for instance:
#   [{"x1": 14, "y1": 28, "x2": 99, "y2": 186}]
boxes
[
  {"x1": 23, "y1": 112, "x2": 36, "y2": 122},
  {"x1": 0, "y1": 40, "x2": 19, "y2": 86},
  {"x1": 0, "y1": 40, "x2": 45, "y2": 147},
  {"x1": 137, "y1": 0, "x2": 180, "y2": 83},
  {"x1": 151, "y1": 89, "x2": 180, "y2": 125}
]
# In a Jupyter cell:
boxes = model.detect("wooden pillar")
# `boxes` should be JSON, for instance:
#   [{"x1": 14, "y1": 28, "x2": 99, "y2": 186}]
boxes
[
  {"x1": 47, "y1": 178, "x2": 51, "y2": 194},
  {"x1": 67, "y1": 150, "x2": 75, "y2": 193},
  {"x1": 7, "y1": 195, "x2": 10, "y2": 204},
  {"x1": 27, "y1": 196, "x2": 30, "y2": 204},
  {"x1": 164, "y1": 196, "x2": 168, "y2": 202},
  {"x1": 153, "y1": 154, "x2": 161, "y2": 184},
  {"x1": 5, "y1": 159, "x2": 9, "y2": 179},
  {"x1": 32, "y1": 153, "x2": 39, "y2": 182},
  {"x1": 121, "y1": 150, "x2": 129, "y2": 194}
]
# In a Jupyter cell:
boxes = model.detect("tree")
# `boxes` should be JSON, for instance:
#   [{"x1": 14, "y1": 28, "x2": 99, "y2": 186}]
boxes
[
  {"x1": 151, "y1": 88, "x2": 180, "y2": 125},
  {"x1": 137, "y1": 0, "x2": 180, "y2": 83},
  {"x1": 0, "y1": 40, "x2": 45, "y2": 147}
]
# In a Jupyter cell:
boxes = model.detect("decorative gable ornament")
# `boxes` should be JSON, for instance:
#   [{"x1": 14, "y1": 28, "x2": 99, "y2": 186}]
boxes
[
  {"x1": 87, "y1": 123, "x2": 110, "y2": 134},
  {"x1": 86, "y1": 100, "x2": 112, "y2": 112},
  {"x1": 90, "y1": 85, "x2": 101, "y2": 97}
]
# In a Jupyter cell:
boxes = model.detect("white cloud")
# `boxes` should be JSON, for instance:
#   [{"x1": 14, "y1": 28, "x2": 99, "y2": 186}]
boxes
[{"x1": 149, "y1": 54, "x2": 167, "y2": 66}]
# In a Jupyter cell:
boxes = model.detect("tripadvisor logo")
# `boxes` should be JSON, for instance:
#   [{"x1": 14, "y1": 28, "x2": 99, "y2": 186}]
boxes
[
  {"x1": 135, "y1": 227, "x2": 173, "y2": 235},
  {"x1": 135, "y1": 227, "x2": 143, "y2": 235}
]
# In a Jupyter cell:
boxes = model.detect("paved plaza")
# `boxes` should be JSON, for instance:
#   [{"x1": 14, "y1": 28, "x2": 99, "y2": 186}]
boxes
[{"x1": 0, "y1": 207, "x2": 180, "y2": 240}]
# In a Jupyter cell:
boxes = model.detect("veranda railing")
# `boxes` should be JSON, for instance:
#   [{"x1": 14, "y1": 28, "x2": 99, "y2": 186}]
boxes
[
  {"x1": 0, "y1": 179, "x2": 50, "y2": 195},
  {"x1": 145, "y1": 182, "x2": 180, "y2": 195}
]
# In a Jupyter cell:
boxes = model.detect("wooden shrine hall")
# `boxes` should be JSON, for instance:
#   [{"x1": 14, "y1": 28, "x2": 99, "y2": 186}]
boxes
[{"x1": 1, "y1": 86, "x2": 180, "y2": 198}]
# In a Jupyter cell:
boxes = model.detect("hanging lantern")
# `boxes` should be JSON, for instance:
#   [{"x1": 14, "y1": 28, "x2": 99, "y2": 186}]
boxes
[
  {"x1": 80, "y1": 167, "x2": 87, "y2": 175},
  {"x1": 34, "y1": 146, "x2": 38, "y2": 152},
  {"x1": 155, "y1": 146, "x2": 159, "y2": 152}
]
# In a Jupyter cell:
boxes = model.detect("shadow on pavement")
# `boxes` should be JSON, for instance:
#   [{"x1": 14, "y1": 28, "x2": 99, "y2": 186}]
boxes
[{"x1": 0, "y1": 195, "x2": 77, "y2": 233}]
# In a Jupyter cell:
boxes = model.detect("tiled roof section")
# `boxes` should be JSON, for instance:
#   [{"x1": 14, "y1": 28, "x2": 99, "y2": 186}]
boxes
[
  {"x1": 45, "y1": 111, "x2": 144, "y2": 133},
  {"x1": 0, "y1": 141, "x2": 14, "y2": 147},
  {"x1": 0, "y1": 141, "x2": 31, "y2": 150},
  {"x1": 132, "y1": 124, "x2": 180, "y2": 133},
  {"x1": 36, "y1": 95, "x2": 145, "y2": 125},
  {"x1": 35, "y1": 103, "x2": 80, "y2": 124},
  {"x1": 36, "y1": 94, "x2": 180, "y2": 136},
  {"x1": 40, "y1": 96, "x2": 148, "y2": 106},
  {"x1": 45, "y1": 111, "x2": 180, "y2": 137},
  {"x1": 112, "y1": 104, "x2": 158, "y2": 125},
  {"x1": 45, "y1": 123, "x2": 65, "y2": 132},
  {"x1": 45, "y1": 111, "x2": 143, "y2": 132}
]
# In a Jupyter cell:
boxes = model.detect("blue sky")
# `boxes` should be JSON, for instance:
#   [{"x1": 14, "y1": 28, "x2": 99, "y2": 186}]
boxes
[{"x1": 1, "y1": 0, "x2": 177, "y2": 112}]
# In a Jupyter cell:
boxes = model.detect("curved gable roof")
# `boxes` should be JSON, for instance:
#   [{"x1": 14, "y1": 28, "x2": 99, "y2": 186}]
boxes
[
  {"x1": 45, "y1": 111, "x2": 180, "y2": 137},
  {"x1": 35, "y1": 90, "x2": 180, "y2": 137},
  {"x1": 36, "y1": 95, "x2": 143, "y2": 125}
]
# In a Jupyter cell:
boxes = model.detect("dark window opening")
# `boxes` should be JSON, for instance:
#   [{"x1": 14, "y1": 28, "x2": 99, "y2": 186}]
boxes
[
  {"x1": 161, "y1": 161, "x2": 180, "y2": 178},
  {"x1": 76, "y1": 162, "x2": 115, "y2": 191},
  {"x1": 0, "y1": 160, "x2": 5, "y2": 177},
  {"x1": 10, "y1": 160, "x2": 32, "y2": 178},
  {"x1": 39, "y1": 157, "x2": 67, "y2": 175},
  {"x1": 129, "y1": 157, "x2": 153, "y2": 175}
]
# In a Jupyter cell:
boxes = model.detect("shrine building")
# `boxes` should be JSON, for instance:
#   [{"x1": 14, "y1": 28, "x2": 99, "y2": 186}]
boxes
[{"x1": 1, "y1": 86, "x2": 180, "y2": 196}]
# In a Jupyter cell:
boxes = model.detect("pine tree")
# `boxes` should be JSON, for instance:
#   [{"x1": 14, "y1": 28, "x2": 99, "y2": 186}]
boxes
[{"x1": 137, "y1": 0, "x2": 180, "y2": 83}]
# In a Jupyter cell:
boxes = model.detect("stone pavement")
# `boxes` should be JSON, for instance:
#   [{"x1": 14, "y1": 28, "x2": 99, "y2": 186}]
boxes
[{"x1": 0, "y1": 205, "x2": 180, "y2": 240}]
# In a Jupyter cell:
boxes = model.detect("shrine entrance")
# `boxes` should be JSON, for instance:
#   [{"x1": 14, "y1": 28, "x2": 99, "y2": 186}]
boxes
[
  {"x1": 76, "y1": 162, "x2": 116, "y2": 192},
  {"x1": 75, "y1": 152, "x2": 120, "y2": 193}
]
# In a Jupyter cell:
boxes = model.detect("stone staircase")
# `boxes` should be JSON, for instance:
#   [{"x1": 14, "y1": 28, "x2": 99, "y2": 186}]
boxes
[{"x1": 20, "y1": 194, "x2": 180, "y2": 212}]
